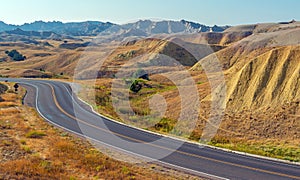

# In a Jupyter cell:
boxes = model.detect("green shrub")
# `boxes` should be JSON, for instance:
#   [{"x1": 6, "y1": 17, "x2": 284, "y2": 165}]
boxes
[
  {"x1": 154, "y1": 118, "x2": 174, "y2": 132},
  {"x1": 20, "y1": 139, "x2": 26, "y2": 145},
  {"x1": 130, "y1": 79, "x2": 142, "y2": 93},
  {"x1": 22, "y1": 145, "x2": 32, "y2": 153},
  {"x1": 25, "y1": 131, "x2": 46, "y2": 138},
  {"x1": 6, "y1": 49, "x2": 26, "y2": 61}
]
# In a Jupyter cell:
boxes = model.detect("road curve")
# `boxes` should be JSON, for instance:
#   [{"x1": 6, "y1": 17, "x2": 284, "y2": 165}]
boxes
[{"x1": 2, "y1": 78, "x2": 300, "y2": 180}]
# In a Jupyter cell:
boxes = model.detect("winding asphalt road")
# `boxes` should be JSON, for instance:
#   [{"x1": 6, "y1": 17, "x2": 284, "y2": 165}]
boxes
[{"x1": 1, "y1": 78, "x2": 300, "y2": 180}]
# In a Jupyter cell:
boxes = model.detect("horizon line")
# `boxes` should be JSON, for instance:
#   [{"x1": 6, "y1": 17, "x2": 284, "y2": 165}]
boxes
[{"x1": 1, "y1": 18, "x2": 294, "y2": 27}]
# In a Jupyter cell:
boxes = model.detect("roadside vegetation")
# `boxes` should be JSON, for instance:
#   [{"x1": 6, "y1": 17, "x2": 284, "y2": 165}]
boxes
[
  {"x1": 78, "y1": 74, "x2": 300, "y2": 163},
  {"x1": 209, "y1": 136, "x2": 300, "y2": 162},
  {"x1": 0, "y1": 82, "x2": 201, "y2": 179}
]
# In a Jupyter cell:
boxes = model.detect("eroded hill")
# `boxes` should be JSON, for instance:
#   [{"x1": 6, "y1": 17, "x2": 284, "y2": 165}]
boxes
[{"x1": 0, "y1": 21, "x2": 299, "y2": 162}]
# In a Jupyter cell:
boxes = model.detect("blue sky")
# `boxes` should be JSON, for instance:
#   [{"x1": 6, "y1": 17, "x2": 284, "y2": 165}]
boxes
[{"x1": 1, "y1": 0, "x2": 300, "y2": 25}]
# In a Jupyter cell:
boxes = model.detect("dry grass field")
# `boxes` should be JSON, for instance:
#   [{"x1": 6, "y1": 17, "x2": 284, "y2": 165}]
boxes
[{"x1": 0, "y1": 82, "x2": 202, "y2": 179}]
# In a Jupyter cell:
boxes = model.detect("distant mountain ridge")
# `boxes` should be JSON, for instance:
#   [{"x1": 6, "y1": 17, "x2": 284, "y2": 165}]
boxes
[
  {"x1": 0, "y1": 20, "x2": 229, "y2": 36},
  {"x1": 119, "y1": 19, "x2": 228, "y2": 34},
  {"x1": 0, "y1": 21, "x2": 114, "y2": 36},
  {"x1": 0, "y1": 27, "x2": 79, "y2": 45}
]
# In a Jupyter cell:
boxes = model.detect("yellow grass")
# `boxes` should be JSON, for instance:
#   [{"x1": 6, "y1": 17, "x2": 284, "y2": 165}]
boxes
[{"x1": 0, "y1": 82, "x2": 201, "y2": 179}]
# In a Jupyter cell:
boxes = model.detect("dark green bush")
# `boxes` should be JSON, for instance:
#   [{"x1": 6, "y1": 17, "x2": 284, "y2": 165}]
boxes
[{"x1": 6, "y1": 49, "x2": 26, "y2": 61}]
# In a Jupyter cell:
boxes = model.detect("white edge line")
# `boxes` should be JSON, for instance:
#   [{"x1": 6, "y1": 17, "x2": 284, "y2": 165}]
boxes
[
  {"x1": 20, "y1": 81, "x2": 228, "y2": 180},
  {"x1": 64, "y1": 82, "x2": 300, "y2": 167}
]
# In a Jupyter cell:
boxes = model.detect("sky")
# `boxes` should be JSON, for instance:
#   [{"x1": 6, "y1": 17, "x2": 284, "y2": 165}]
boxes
[{"x1": 1, "y1": 0, "x2": 300, "y2": 26}]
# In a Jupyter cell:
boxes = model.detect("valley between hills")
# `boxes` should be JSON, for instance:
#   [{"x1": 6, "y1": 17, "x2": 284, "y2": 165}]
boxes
[{"x1": 0, "y1": 19, "x2": 299, "y2": 178}]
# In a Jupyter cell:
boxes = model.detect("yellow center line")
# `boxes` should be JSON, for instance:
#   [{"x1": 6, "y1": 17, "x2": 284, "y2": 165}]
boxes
[{"x1": 45, "y1": 82, "x2": 300, "y2": 180}]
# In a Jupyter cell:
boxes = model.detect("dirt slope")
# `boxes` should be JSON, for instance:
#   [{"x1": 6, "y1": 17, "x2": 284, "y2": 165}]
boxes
[
  {"x1": 192, "y1": 23, "x2": 300, "y2": 111},
  {"x1": 226, "y1": 46, "x2": 300, "y2": 110}
]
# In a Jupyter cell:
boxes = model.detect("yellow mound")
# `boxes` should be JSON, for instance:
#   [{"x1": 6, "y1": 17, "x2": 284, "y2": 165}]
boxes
[{"x1": 226, "y1": 46, "x2": 300, "y2": 110}]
